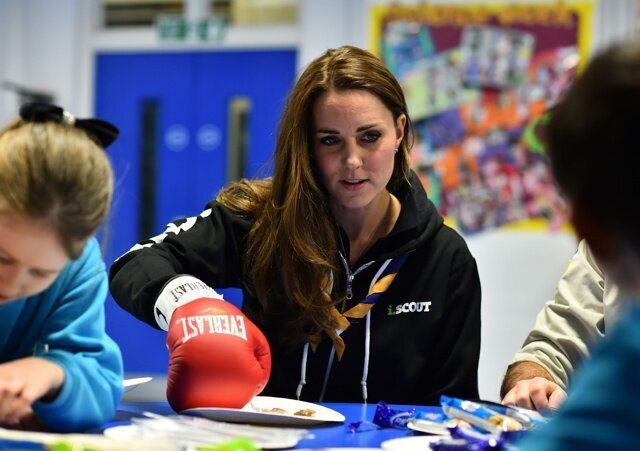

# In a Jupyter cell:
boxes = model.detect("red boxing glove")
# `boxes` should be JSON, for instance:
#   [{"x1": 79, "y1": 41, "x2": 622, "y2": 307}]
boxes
[{"x1": 155, "y1": 276, "x2": 271, "y2": 412}]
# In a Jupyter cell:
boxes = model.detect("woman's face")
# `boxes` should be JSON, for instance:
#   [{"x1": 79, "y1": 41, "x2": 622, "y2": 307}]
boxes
[
  {"x1": 312, "y1": 89, "x2": 405, "y2": 214},
  {"x1": 0, "y1": 213, "x2": 69, "y2": 305}
]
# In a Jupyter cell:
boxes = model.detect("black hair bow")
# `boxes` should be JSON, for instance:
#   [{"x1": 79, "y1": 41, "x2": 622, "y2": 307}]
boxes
[{"x1": 19, "y1": 102, "x2": 119, "y2": 148}]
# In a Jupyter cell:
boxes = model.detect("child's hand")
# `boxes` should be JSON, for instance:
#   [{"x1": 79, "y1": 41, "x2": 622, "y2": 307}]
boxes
[{"x1": 0, "y1": 357, "x2": 65, "y2": 426}]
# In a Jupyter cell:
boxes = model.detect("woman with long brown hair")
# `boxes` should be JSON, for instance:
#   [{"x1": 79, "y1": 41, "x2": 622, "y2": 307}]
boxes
[{"x1": 110, "y1": 46, "x2": 480, "y2": 407}]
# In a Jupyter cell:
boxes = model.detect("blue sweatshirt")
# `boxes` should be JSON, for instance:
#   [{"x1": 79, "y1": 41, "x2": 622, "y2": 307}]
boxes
[{"x1": 0, "y1": 238, "x2": 123, "y2": 432}]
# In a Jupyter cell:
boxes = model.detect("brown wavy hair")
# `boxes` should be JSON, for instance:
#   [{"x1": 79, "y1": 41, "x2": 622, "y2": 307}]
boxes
[
  {"x1": 217, "y1": 46, "x2": 413, "y2": 345},
  {"x1": 0, "y1": 119, "x2": 114, "y2": 259}
]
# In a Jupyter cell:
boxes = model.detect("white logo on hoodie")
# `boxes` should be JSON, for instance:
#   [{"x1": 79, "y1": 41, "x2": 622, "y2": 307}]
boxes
[{"x1": 387, "y1": 301, "x2": 432, "y2": 316}]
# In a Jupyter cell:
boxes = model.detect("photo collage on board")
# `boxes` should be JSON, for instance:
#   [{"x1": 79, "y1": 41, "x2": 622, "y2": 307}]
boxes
[{"x1": 381, "y1": 8, "x2": 580, "y2": 234}]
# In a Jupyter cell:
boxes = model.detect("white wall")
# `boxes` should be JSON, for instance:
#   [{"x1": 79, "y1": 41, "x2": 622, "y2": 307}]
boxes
[
  {"x1": 469, "y1": 231, "x2": 578, "y2": 400},
  {"x1": 0, "y1": 0, "x2": 96, "y2": 122},
  {"x1": 298, "y1": 0, "x2": 368, "y2": 71},
  {"x1": 0, "y1": 0, "x2": 636, "y2": 401},
  {"x1": 0, "y1": 0, "x2": 24, "y2": 124}
]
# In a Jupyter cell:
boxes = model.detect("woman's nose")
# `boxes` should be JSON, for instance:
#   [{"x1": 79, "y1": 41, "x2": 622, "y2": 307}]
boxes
[{"x1": 342, "y1": 141, "x2": 363, "y2": 169}]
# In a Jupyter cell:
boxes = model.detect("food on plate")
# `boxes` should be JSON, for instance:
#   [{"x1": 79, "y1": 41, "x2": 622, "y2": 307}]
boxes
[
  {"x1": 254, "y1": 407, "x2": 289, "y2": 414},
  {"x1": 294, "y1": 409, "x2": 316, "y2": 417}
]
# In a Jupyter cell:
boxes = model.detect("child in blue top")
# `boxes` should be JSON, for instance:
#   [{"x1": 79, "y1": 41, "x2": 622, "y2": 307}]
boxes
[
  {"x1": 519, "y1": 42, "x2": 640, "y2": 450},
  {"x1": 0, "y1": 103, "x2": 123, "y2": 432}
]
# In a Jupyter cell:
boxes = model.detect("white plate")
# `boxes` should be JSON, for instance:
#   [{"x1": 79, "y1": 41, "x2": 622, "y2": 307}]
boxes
[
  {"x1": 123, "y1": 377, "x2": 153, "y2": 392},
  {"x1": 182, "y1": 396, "x2": 346, "y2": 426},
  {"x1": 407, "y1": 419, "x2": 451, "y2": 436},
  {"x1": 103, "y1": 424, "x2": 300, "y2": 450},
  {"x1": 381, "y1": 435, "x2": 442, "y2": 450}
]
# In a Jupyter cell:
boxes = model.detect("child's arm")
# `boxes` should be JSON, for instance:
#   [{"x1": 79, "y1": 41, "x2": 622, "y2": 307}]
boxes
[{"x1": 30, "y1": 238, "x2": 124, "y2": 432}]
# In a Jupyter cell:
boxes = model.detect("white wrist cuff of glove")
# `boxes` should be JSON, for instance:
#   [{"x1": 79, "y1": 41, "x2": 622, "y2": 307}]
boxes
[{"x1": 154, "y1": 275, "x2": 223, "y2": 330}]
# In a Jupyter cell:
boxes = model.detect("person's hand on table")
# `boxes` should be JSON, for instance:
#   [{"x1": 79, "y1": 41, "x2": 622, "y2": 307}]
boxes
[
  {"x1": 0, "y1": 357, "x2": 65, "y2": 427},
  {"x1": 502, "y1": 376, "x2": 567, "y2": 414}
]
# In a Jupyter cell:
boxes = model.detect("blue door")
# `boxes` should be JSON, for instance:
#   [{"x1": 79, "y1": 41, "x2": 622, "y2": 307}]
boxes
[{"x1": 95, "y1": 49, "x2": 296, "y2": 374}]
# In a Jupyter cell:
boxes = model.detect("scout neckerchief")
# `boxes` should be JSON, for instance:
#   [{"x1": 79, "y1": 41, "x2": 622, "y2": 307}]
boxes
[{"x1": 312, "y1": 252, "x2": 410, "y2": 360}]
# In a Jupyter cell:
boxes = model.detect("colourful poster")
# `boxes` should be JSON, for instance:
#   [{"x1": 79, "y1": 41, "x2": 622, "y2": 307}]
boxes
[
  {"x1": 461, "y1": 26, "x2": 535, "y2": 89},
  {"x1": 371, "y1": 2, "x2": 594, "y2": 234},
  {"x1": 402, "y1": 48, "x2": 478, "y2": 121}
]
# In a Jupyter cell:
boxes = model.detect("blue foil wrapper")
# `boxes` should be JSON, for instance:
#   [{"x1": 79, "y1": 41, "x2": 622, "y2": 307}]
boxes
[
  {"x1": 430, "y1": 438, "x2": 471, "y2": 450},
  {"x1": 345, "y1": 419, "x2": 380, "y2": 433},
  {"x1": 430, "y1": 433, "x2": 506, "y2": 451},
  {"x1": 450, "y1": 425, "x2": 503, "y2": 446},
  {"x1": 372, "y1": 401, "x2": 416, "y2": 429}
]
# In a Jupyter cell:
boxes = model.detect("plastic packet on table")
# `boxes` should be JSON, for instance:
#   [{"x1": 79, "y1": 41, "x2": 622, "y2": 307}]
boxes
[
  {"x1": 128, "y1": 413, "x2": 307, "y2": 449},
  {"x1": 409, "y1": 411, "x2": 469, "y2": 435},
  {"x1": 472, "y1": 400, "x2": 548, "y2": 429},
  {"x1": 440, "y1": 396, "x2": 524, "y2": 434},
  {"x1": 429, "y1": 424, "x2": 527, "y2": 450},
  {"x1": 0, "y1": 427, "x2": 172, "y2": 451},
  {"x1": 369, "y1": 401, "x2": 463, "y2": 433}
]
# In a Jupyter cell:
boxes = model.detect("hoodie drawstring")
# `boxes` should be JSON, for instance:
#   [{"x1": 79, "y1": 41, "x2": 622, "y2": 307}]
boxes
[
  {"x1": 319, "y1": 346, "x2": 336, "y2": 402},
  {"x1": 360, "y1": 258, "x2": 391, "y2": 403},
  {"x1": 296, "y1": 256, "x2": 401, "y2": 402},
  {"x1": 361, "y1": 310, "x2": 371, "y2": 402},
  {"x1": 296, "y1": 342, "x2": 309, "y2": 400}
]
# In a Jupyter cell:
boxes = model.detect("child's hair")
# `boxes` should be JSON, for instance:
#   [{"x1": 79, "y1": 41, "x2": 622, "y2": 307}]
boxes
[
  {"x1": 0, "y1": 112, "x2": 115, "y2": 259},
  {"x1": 546, "y1": 42, "x2": 640, "y2": 254}
]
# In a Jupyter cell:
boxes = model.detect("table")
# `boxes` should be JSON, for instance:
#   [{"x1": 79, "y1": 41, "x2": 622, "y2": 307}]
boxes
[{"x1": 110, "y1": 402, "x2": 440, "y2": 449}]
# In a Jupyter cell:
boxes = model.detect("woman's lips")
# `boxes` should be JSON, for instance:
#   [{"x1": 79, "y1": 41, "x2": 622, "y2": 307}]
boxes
[{"x1": 340, "y1": 179, "x2": 368, "y2": 191}]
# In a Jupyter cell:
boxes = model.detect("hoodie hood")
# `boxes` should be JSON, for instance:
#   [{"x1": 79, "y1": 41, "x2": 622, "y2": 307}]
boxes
[{"x1": 344, "y1": 170, "x2": 444, "y2": 265}]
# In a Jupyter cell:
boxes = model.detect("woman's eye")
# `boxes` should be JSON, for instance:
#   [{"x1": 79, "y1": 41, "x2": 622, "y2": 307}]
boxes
[
  {"x1": 319, "y1": 136, "x2": 339, "y2": 146},
  {"x1": 0, "y1": 255, "x2": 12, "y2": 265},
  {"x1": 362, "y1": 131, "x2": 381, "y2": 143}
]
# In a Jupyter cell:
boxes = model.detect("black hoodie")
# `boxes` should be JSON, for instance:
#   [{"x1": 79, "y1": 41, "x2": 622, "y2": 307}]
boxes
[{"x1": 109, "y1": 171, "x2": 481, "y2": 405}]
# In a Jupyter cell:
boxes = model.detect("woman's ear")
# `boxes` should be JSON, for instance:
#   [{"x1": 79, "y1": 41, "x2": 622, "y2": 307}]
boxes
[{"x1": 395, "y1": 114, "x2": 406, "y2": 147}]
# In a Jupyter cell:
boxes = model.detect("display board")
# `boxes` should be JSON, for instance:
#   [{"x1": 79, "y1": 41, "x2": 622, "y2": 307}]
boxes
[{"x1": 370, "y1": 2, "x2": 594, "y2": 234}]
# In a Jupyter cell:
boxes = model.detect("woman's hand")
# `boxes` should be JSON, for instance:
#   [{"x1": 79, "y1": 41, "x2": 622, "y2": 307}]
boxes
[{"x1": 0, "y1": 357, "x2": 65, "y2": 427}]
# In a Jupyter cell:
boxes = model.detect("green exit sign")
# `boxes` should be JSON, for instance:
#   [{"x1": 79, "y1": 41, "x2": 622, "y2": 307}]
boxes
[
  {"x1": 156, "y1": 15, "x2": 227, "y2": 43},
  {"x1": 195, "y1": 17, "x2": 227, "y2": 42},
  {"x1": 157, "y1": 16, "x2": 189, "y2": 41}
]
